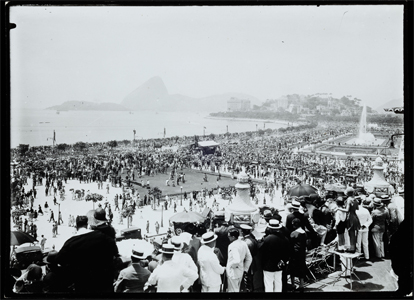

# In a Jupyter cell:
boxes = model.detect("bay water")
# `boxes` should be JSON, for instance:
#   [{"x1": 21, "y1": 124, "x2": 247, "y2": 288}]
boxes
[{"x1": 11, "y1": 109, "x2": 288, "y2": 148}]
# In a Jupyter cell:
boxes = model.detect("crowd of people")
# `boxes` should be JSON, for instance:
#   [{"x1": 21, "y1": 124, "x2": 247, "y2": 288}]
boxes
[{"x1": 9, "y1": 120, "x2": 409, "y2": 294}]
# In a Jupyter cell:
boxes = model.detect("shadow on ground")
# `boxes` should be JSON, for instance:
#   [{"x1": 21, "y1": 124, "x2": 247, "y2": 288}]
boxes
[{"x1": 344, "y1": 281, "x2": 385, "y2": 291}]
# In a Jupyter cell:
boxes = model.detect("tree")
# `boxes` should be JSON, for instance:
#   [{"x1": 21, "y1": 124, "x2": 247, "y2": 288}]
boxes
[
  {"x1": 122, "y1": 139, "x2": 131, "y2": 145},
  {"x1": 18, "y1": 144, "x2": 29, "y2": 156},
  {"x1": 209, "y1": 133, "x2": 216, "y2": 140},
  {"x1": 107, "y1": 140, "x2": 118, "y2": 148},
  {"x1": 73, "y1": 141, "x2": 87, "y2": 151},
  {"x1": 56, "y1": 143, "x2": 69, "y2": 152}
]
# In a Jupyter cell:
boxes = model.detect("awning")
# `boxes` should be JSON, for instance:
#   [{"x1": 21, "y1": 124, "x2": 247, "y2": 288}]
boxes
[{"x1": 198, "y1": 141, "x2": 219, "y2": 147}]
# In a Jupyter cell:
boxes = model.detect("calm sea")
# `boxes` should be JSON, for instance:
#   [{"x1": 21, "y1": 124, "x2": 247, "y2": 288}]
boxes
[{"x1": 11, "y1": 109, "x2": 287, "y2": 148}]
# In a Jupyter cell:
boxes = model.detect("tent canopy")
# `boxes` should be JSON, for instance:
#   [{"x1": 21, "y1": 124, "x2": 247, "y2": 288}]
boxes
[{"x1": 198, "y1": 141, "x2": 219, "y2": 148}]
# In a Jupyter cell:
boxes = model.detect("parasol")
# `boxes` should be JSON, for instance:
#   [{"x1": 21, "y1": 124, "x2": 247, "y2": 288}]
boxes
[
  {"x1": 11, "y1": 231, "x2": 38, "y2": 246},
  {"x1": 324, "y1": 182, "x2": 346, "y2": 193},
  {"x1": 169, "y1": 211, "x2": 205, "y2": 223},
  {"x1": 287, "y1": 183, "x2": 318, "y2": 197}
]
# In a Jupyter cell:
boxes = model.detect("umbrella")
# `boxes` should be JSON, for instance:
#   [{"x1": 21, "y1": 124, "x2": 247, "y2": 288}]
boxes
[
  {"x1": 11, "y1": 231, "x2": 38, "y2": 246},
  {"x1": 287, "y1": 183, "x2": 318, "y2": 197},
  {"x1": 324, "y1": 182, "x2": 346, "y2": 193},
  {"x1": 169, "y1": 211, "x2": 205, "y2": 223}
]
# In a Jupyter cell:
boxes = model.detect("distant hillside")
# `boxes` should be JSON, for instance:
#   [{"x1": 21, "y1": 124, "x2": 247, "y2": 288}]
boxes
[
  {"x1": 121, "y1": 76, "x2": 262, "y2": 112},
  {"x1": 47, "y1": 77, "x2": 263, "y2": 112},
  {"x1": 47, "y1": 101, "x2": 128, "y2": 111},
  {"x1": 375, "y1": 98, "x2": 404, "y2": 114}
]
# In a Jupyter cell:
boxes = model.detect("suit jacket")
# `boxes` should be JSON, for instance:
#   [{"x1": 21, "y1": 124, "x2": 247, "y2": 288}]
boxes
[
  {"x1": 146, "y1": 260, "x2": 198, "y2": 292},
  {"x1": 55, "y1": 229, "x2": 119, "y2": 293},
  {"x1": 226, "y1": 239, "x2": 253, "y2": 279},
  {"x1": 260, "y1": 231, "x2": 290, "y2": 272},
  {"x1": 197, "y1": 245, "x2": 225, "y2": 287},
  {"x1": 286, "y1": 211, "x2": 316, "y2": 235},
  {"x1": 114, "y1": 263, "x2": 151, "y2": 293}
]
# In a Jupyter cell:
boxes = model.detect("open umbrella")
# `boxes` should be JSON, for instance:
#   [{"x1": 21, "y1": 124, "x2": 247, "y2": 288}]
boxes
[
  {"x1": 11, "y1": 231, "x2": 38, "y2": 246},
  {"x1": 287, "y1": 183, "x2": 318, "y2": 197},
  {"x1": 169, "y1": 211, "x2": 205, "y2": 223}
]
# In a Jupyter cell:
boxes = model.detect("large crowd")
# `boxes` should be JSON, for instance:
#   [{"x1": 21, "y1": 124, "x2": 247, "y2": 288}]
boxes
[{"x1": 8, "y1": 120, "x2": 409, "y2": 294}]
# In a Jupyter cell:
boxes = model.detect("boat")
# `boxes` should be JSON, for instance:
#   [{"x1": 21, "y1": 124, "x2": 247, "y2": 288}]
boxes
[{"x1": 56, "y1": 111, "x2": 60, "y2": 114}]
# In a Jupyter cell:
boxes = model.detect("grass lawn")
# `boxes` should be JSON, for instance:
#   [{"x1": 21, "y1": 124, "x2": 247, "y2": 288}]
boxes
[{"x1": 121, "y1": 168, "x2": 237, "y2": 198}]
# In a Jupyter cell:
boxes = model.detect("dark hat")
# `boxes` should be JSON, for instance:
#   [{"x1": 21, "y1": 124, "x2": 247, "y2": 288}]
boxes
[
  {"x1": 309, "y1": 193, "x2": 319, "y2": 204},
  {"x1": 201, "y1": 232, "x2": 218, "y2": 244},
  {"x1": 263, "y1": 209, "x2": 272, "y2": 218},
  {"x1": 373, "y1": 198, "x2": 383, "y2": 207},
  {"x1": 94, "y1": 208, "x2": 107, "y2": 221},
  {"x1": 159, "y1": 244, "x2": 175, "y2": 254},
  {"x1": 267, "y1": 219, "x2": 282, "y2": 230},
  {"x1": 362, "y1": 199, "x2": 372, "y2": 208},
  {"x1": 345, "y1": 187, "x2": 355, "y2": 196},
  {"x1": 131, "y1": 246, "x2": 146, "y2": 259},
  {"x1": 302, "y1": 195, "x2": 311, "y2": 204},
  {"x1": 43, "y1": 250, "x2": 58, "y2": 265},
  {"x1": 25, "y1": 264, "x2": 43, "y2": 281}
]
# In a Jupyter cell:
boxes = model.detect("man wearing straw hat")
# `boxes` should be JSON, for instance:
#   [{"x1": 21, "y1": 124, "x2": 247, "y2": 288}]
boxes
[
  {"x1": 197, "y1": 232, "x2": 225, "y2": 292},
  {"x1": 171, "y1": 235, "x2": 198, "y2": 292},
  {"x1": 145, "y1": 244, "x2": 198, "y2": 292},
  {"x1": 114, "y1": 246, "x2": 151, "y2": 293},
  {"x1": 355, "y1": 196, "x2": 372, "y2": 260},
  {"x1": 260, "y1": 219, "x2": 290, "y2": 292}
]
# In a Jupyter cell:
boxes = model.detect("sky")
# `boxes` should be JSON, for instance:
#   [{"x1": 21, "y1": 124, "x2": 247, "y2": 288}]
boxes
[{"x1": 9, "y1": 5, "x2": 403, "y2": 110}]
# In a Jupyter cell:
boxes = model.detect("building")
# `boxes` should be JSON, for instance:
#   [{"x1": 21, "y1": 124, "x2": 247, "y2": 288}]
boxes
[
  {"x1": 270, "y1": 96, "x2": 289, "y2": 111},
  {"x1": 227, "y1": 98, "x2": 251, "y2": 111}
]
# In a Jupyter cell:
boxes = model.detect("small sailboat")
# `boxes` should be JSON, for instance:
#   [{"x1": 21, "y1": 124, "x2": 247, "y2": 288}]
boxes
[{"x1": 56, "y1": 111, "x2": 60, "y2": 114}]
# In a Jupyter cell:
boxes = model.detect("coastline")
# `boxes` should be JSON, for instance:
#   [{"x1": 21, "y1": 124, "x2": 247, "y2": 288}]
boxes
[{"x1": 205, "y1": 115, "x2": 292, "y2": 125}]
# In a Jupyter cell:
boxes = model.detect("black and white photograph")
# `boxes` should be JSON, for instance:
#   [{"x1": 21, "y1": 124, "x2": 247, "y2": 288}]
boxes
[{"x1": 5, "y1": 3, "x2": 411, "y2": 296}]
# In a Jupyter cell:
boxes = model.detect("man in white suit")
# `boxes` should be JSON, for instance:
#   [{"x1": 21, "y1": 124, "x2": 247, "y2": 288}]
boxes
[
  {"x1": 197, "y1": 232, "x2": 225, "y2": 292},
  {"x1": 145, "y1": 244, "x2": 198, "y2": 292},
  {"x1": 171, "y1": 235, "x2": 198, "y2": 292},
  {"x1": 356, "y1": 196, "x2": 373, "y2": 260},
  {"x1": 226, "y1": 228, "x2": 253, "y2": 292}
]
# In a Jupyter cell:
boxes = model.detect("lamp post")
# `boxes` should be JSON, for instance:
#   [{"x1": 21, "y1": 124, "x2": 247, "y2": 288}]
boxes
[
  {"x1": 161, "y1": 201, "x2": 164, "y2": 227},
  {"x1": 256, "y1": 124, "x2": 258, "y2": 132},
  {"x1": 133, "y1": 129, "x2": 136, "y2": 146},
  {"x1": 181, "y1": 186, "x2": 183, "y2": 206}
]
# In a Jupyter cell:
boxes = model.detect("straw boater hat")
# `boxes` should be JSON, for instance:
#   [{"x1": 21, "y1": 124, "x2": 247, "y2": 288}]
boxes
[
  {"x1": 288, "y1": 199, "x2": 301, "y2": 210},
  {"x1": 362, "y1": 198, "x2": 372, "y2": 209},
  {"x1": 201, "y1": 232, "x2": 218, "y2": 244},
  {"x1": 380, "y1": 194, "x2": 391, "y2": 203},
  {"x1": 179, "y1": 232, "x2": 192, "y2": 246},
  {"x1": 170, "y1": 236, "x2": 183, "y2": 251},
  {"x1": 131, "y1": 246, "x2": 146, "y2": 259},
  {"x1": 240, "y1": 224, "x2": 252, "y2": 231},
  {"x1": 267, "y1": 219, "x2": 282, "y2": 230},
  {"x1": 159, "y1": 244, "x2": 175, "y2": 254},
  {"x1": 373, "y1": 198, "x2": 383, "y2": 208}
]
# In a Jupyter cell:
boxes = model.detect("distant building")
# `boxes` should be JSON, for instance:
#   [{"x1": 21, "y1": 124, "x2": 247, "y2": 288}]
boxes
[
  {"x1": 227, "y1": 98, "x2": 251, "y2": 111},
  {"x1": 269, "y1": 96, "x2": 289, "y2": 111},
  {"x1": 310, "y1": 93, "x2": 333, "y2": 101}
]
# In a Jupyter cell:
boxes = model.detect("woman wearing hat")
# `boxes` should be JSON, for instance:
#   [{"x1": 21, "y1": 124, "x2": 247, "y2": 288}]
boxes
[{"x1": 370, "y1": 198, "x2": 390, "y2": 258}]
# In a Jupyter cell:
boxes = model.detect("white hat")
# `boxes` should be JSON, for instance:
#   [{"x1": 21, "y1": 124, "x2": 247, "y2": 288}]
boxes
[
  {"x1": 288, "y1": 199, "x2": 301, "y2": 210},
  {"x1": 267, "y1": 219, "x2": 282, "y2": 230},
  {"x1": 201, "y1": 232, "x2": 218, "y2": 244},
  {"x1": 180, "y1": 232, "x2": 192, "y2": 246},
  {"x1": 131, "y1": 246, "x2": 146, "y2": 259},
  {"x1": 170, "y1": 236, "x2": 183, "y2": 251}
]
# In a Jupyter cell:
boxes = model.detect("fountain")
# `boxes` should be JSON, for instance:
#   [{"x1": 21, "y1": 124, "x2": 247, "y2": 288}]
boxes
[{"x1": 352, "y1": 104, "x2": 376, "y2": 145}]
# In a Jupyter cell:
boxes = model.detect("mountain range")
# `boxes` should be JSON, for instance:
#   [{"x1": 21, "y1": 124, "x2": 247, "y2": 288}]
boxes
[{"x1": 47, "y1": 76, "x2": 262, "y2": 113}]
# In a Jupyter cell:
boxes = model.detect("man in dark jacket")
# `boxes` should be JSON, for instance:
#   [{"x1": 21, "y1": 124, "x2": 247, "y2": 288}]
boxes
[
  {"x1": 260, "y1": 219, "x2": 290, "y2": 292},
  {"x1": 55, "y1": 215, "x2": 119, "y2": 293},
  {"x1": 92, "y1": 208, "x2": 116, "y2": 240},
  {"x1": 286, "y1": 199, "x2": 317, "y2": 245}
]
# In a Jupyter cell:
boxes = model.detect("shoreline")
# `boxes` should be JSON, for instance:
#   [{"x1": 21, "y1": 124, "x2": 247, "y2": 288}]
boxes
[{"x1": 205, "y1": 115, "x2": 293, "y2": 125}]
